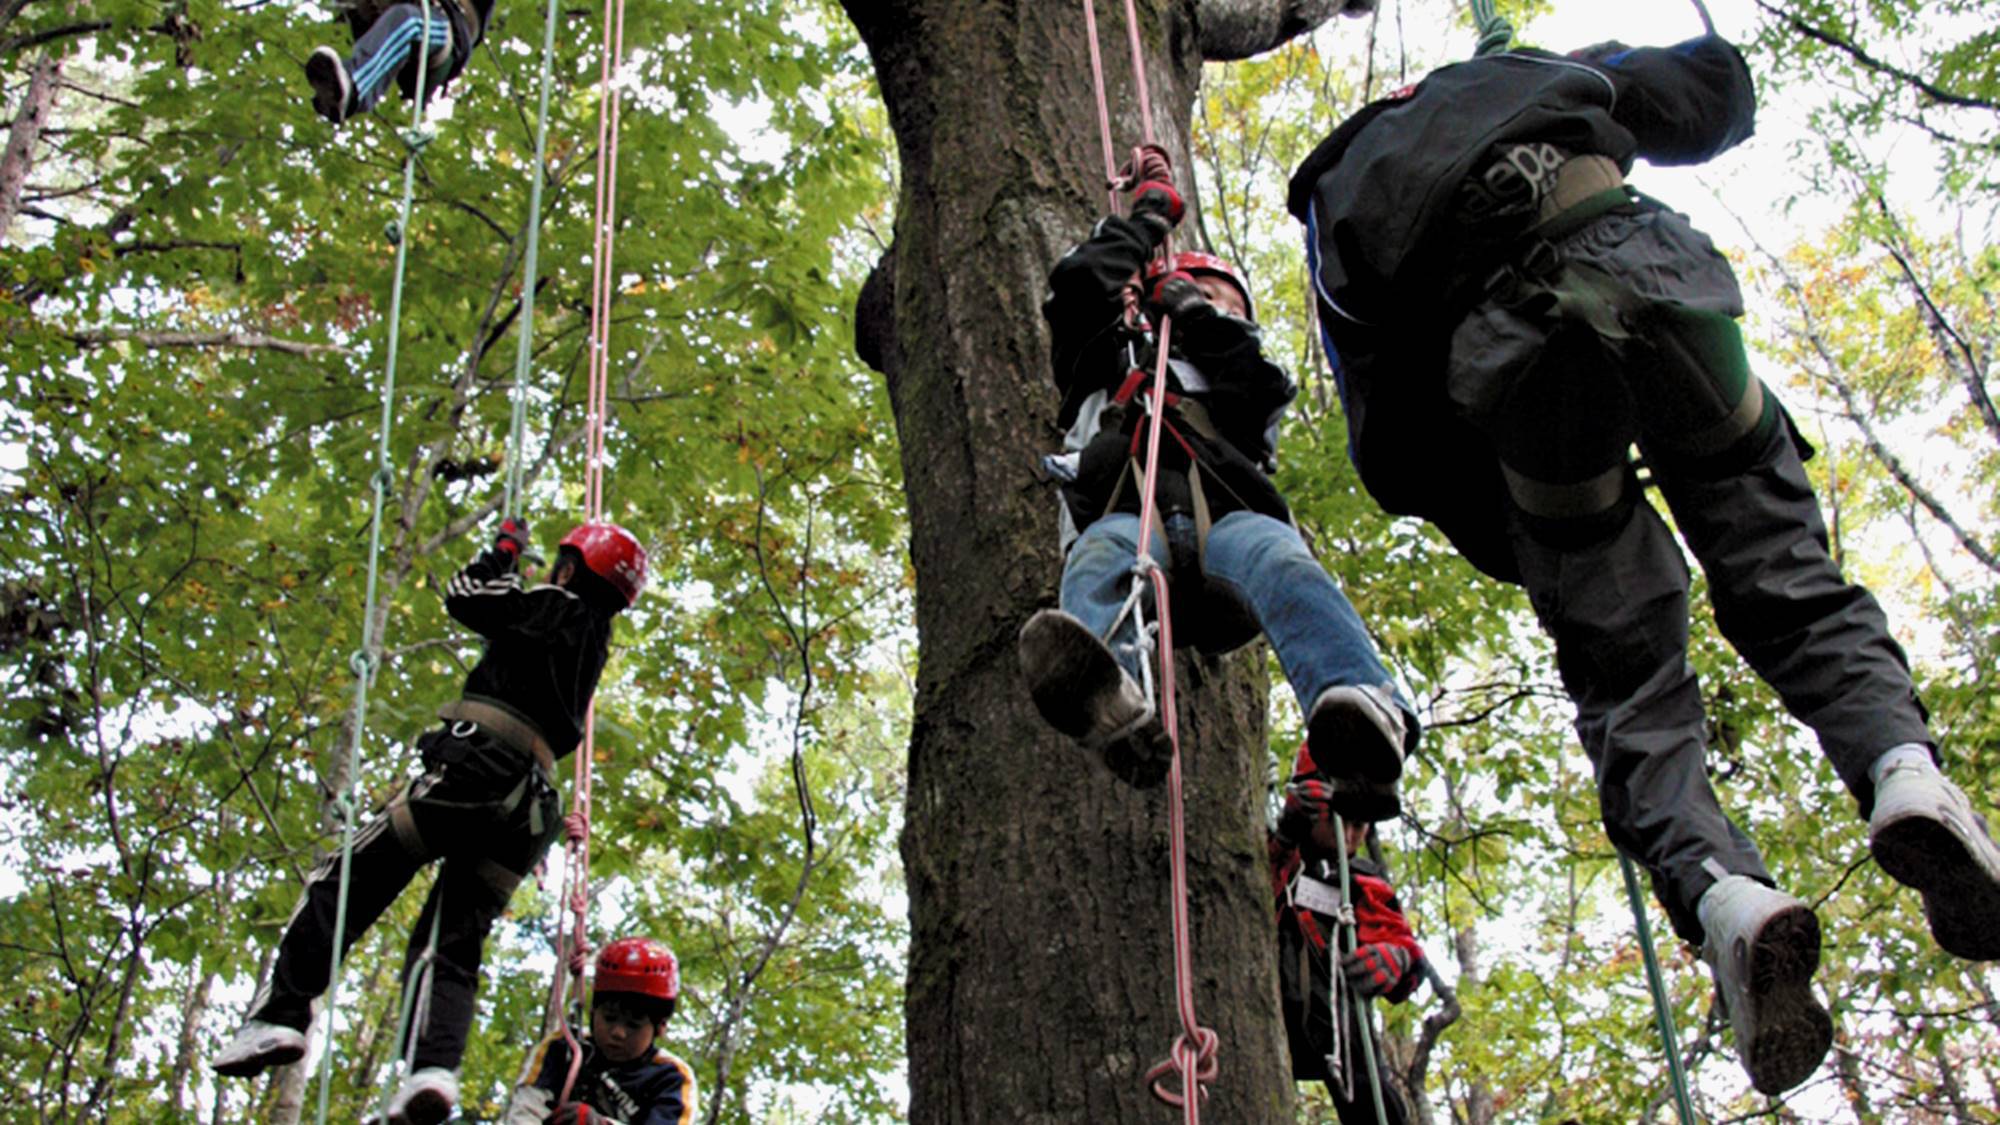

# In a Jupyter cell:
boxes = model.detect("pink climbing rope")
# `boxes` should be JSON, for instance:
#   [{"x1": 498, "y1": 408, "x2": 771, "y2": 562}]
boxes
[
  {"x1": 1080, "y1": 0, "x2": 1217, "y2": 1116},
  {"x1": 550, "y1": 0, "x2": 628, "y2": 1102}
]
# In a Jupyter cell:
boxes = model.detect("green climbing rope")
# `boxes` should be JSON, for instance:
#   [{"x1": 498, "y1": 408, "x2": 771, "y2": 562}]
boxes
[
  {"x1": 502, "y1": 0, "x2": 566, "y2": 513},
  {"x1": 1333, "y1": 814, "x2": 1393, "y2": 1125},
  {"x1": 1620, "y1": 853, "x2": 1698, "y2": 1125},
  {"x1": 312, "y1": 5, "x2": 437, "y2": 1121},
  {"x1": 1466, "y1": 0, "x2": 1513, "y2": 57}
]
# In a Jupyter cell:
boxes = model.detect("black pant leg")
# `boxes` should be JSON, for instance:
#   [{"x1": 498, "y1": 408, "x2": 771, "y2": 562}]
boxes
[
  {"x1": 250, "y1": 804, "x2": 429, "y2": 1031},
  {"x1": 398, "y1": 737, "x2": 562, "y2": 1071},
  {"x1": 1651, "y1": 418, "x2": 1932, "y2": 814},
  {"x1": 346, "y1": 3, "x2": 454, "y2": 116},
  {"x1": 1509, "y1": 500, "x2": 1771, "y2": 943}
]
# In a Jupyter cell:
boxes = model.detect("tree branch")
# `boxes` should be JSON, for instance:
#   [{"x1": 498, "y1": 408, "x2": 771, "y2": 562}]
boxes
[
  {"x1": 1197, "y1": 0, "x2": 1363, "y2": 63},
  {"x1": 64, "y1": 328, "x2": 350, "y2": 356},
  {"x1": 1753, "y1": 0, "x2": 2000, "y2": 113}
]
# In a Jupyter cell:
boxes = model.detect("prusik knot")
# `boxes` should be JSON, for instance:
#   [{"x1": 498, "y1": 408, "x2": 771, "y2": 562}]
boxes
[
  {"x1": 1144, "y1": 1026, "x2": 1220, "y2": 1110},
  {"x1": 564, "y1": 809, "x2": 589, "y2": 844}
]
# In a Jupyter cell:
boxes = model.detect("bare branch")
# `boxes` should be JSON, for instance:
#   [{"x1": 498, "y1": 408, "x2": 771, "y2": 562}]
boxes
[
  {"x1": 64, "y1": 328, "x2": 351, "y2": 356},
  {"x1": 1197, "y1": 0, "x2": 1362, "y2": 63}
]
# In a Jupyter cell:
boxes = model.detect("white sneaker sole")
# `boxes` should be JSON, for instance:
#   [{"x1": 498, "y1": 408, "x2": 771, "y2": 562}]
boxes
[
  {"x1": 1730, "y1": 903, "x2": 1831, "y2": 1095},
  {"x1": 1871, "y1": 799, "x2": 2000, "y2": 961}
]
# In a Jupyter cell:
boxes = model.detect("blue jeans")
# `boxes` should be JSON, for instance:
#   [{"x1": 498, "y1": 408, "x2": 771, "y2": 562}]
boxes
[{"x1": 1060, "y1": 510, "x2": 1416, "y2": 739}]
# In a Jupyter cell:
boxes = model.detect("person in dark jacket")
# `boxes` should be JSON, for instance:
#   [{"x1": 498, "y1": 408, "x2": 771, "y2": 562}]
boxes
[
  {"x1": 211, "y1": 519, "x2": 648, "y2": 1125},
  {"x1": 1272, "y1": 740, "x2": 1421, "y2": 1124},
  {"x1": 504, "y1": 937, "x2": 697, "y2": 1125},
  {"x1": 302, "y1": 0, "x2": 495, "y2": 126},
  {"x1": 1018, "y1": 167, "x2": 1416, "y2": 814},
  {"x1": 1289, "y1": 31, "x2": 2000, "y2": 1096}
]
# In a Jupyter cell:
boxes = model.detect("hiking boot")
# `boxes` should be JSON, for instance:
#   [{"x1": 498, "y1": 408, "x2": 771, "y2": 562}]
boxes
[
  {"x1": 1306, "y1": 684, "x2": 1407, "y2": 819},
  {"x1": 305, "y1": 46, "x2": 355, "y2": 124},
  {"x1": 209, "y1": 1019, "x2": 306, "y2": 1078},
  {"x1": 1018, "y1": 609, "x2": 1171, "y2": 788},
  {"x1": 1868, "y1": 761, "x2": 2000, "y2": 961},
  {"x1": 1699, "y1": 876, "x2": 1831, "y2": 1096},
  {"x1": 385, "y1": 1067, "x2": 458, "y2": 1125}
]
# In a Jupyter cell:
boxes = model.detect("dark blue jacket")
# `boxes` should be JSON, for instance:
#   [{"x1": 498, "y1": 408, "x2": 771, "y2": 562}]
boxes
[{"x1": 1287, "y1": 36, "x2": 1756, "y2": 581}]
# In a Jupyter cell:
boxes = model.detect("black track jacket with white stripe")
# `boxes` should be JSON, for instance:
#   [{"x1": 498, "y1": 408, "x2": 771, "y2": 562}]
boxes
[{"x1": 443, "y1": 547, "x2": 613, "y2": 758}]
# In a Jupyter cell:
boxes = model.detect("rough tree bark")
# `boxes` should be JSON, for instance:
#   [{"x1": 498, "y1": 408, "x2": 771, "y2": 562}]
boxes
[
  {"x1": 0, "y1": 53, "x2": 59, "y2": 242},
  {"x1": 843, "y1": 0, "x2": 1349, "y2": 1119}
]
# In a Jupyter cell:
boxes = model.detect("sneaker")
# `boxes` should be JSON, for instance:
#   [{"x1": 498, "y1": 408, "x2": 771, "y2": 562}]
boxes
[
  {"x1": 385, "y1": 1067, "x2": 458, "y2": 1125},
  {"x1": 1018, "y1": 609, "x2": 1171, "y2": 787},
  {"x1": 209, "y1": 1019, "x2": 306, "y2": 1078},
  {"x1": 1868, "y1": 761, "x2": 2000, "y2": 961},
  {"x1": 1699, "y1": 876, "x2": 1832, "y2": 1095},
  {"x1": 1306, "y1": 685, "x2": 1408, "y2": 812},
  {"x1": 305, "y1": 46, "x2": 355, "y2": 124}
]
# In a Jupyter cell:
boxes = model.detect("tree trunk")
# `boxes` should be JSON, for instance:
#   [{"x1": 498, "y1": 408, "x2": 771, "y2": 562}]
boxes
[
  {"x1": 843, "y1": 0, "x2": 1338, "y2": 1119},
  {"x1": 0, "y1": 53, "x2": 59, "y2": 243}
]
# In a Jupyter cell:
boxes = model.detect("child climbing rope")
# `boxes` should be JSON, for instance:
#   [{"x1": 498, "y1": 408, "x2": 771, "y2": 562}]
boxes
[
  {"x1": 503, "y1": 937, "x2": 697, "y2": 1124},
  {"x1": 1288, "y1": 27, "x2": 2000, "y2": 1097},
  {"x1": 1272, "y1": 740, "x2": 1422, "y2": 1124},
  {"x1": 302, "y1": 0, "x2": 494, "y2": 126},
  {"x1": 1018, "y1": 158, "x2": 1417, "y2": 817},
  {"x1": 211, "y1": 518, "x2": 648, "y2": 1125}
]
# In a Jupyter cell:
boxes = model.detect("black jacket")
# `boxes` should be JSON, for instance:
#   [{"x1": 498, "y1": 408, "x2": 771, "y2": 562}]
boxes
[
  {"x1": 1043, "y1": 215, "x2": 1297, "y2": 537},
  {"x1": 443, "y1": 548, "x2": 613, "y2": 758},
  {"x1": 1286, "y1": 36, "x2": 1756, "y2": 581},
  {"x1": 507, "y1": 1032, "x2": 695, "y2": 1124}
]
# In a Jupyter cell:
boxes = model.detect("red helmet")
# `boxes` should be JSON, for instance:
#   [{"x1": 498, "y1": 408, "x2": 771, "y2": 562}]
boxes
[
  {"x1": 558, "y1": 522, "x2": 648, "y2": 606},
  {"x1": 594, "y1": 936, "x2": 679, "y2": 1003},
  {"x1": 1143, "y1": 251, "x2": 1253, "y2": 320}
]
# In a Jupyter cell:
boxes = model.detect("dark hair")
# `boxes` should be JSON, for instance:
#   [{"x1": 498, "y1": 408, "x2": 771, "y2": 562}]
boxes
[
  {"x1": 597, "y1": 990, "x2": 676, "y2": 1027},
  {"x1": 557, "y1": 546, "x2": 630, "y2": 614}
]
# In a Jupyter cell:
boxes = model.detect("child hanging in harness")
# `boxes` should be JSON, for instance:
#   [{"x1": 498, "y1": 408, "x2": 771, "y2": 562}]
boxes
[
  {"x1": 1289, "y1": 26, "x2": 2000, "y2": 1096},
  {"x1": 211, "y1": 519, "x2": 647, "y2": 1125},
  {"x1": 1018, "y1": 150, "x2": 1418, "y2": 815},
  {"x1": 302, "y1": 0, "x2": 494, "y2": 126},
  {"x1": 1272, "y1": 740, "x2": 1423, "y2": 1125},
  {"x1": 504, "y1": 937, "x2": 698, "y2": 1125}
]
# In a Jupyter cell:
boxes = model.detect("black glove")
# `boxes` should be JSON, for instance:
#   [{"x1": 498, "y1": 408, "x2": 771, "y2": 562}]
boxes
[
  {"x1": 1342, "y1": 942, "x2": 1412, "y2": 998},
  {"x1": 1147, "y1": 271, "x2": 1213, "y2": 326},
  {"x1": 494, "y1": 516, "x2": 531, "y2": 558},
  {"x1": 1338, "y1": 0, "x2": 1376, "y2": 15},
  {"x1": 544, "y1": 1103, "x2": 600, "y2": 1125},
  {"x1": 1276, "y1": 778, "x2": 1336, "y2": 848},
  {"x1": 1128, "y1": 180, "x2": 1184, "y2": 247}
]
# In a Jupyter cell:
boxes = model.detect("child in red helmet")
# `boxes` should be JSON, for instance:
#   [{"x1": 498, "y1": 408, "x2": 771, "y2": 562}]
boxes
[
  {"x1": 212, "y1": 518, "x2": 648, "y2": 1125},
  {"x1": 1019, "y1": 172, "x2": 1416, "y2": 815},
  {"x1": 1271, "y1": 740, "x2": 1424, "y2": 1124},
  {"x1": 504, "y1": 937, "x2": 697, "y2": 1125}
]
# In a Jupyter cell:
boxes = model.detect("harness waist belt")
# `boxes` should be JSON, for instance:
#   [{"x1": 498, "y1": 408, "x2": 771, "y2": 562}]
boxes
[{"x1": 437, "y1": 698, "x2": 556, "y2": 775}]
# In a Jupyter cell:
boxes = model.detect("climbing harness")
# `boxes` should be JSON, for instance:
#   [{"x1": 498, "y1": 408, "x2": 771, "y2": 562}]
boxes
[
  {"x1": 1079, "y1": 0, "x2": 1218, "y2": 1115},
  {"x1": 314, "y1": 5, "x2": 439, "y2": 1120}
]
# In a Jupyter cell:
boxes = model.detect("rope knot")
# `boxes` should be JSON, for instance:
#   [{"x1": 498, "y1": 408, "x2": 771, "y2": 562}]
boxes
[
  {"x1": 1144, "y1": 1026, "x2": 1220, "y2": 1109},
  {"x1": 564, "y1": 809, "x2": 589, "y2": 843}
]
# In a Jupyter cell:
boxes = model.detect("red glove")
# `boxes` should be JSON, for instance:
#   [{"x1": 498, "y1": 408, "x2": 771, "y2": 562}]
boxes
[
  {"x1": 1128, "y1": 180, "x2": 1184, "y2": 245},
  {"x1": 495, "y1": 516, "x2": 532, "y2": 557},
  {"x1": 1342, "y1": 941, "x2": 1412, "y2": 998},
  {"x1": 1277, "y1": 778, "x2": 1336, "y2": 848},
  {"x1": 544, "y1": 1103, "x2": 597, "y2": 1125}
]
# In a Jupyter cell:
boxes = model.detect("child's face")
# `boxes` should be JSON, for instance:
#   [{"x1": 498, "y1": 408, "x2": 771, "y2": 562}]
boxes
[
  {"x1": 1192, "y1": 275, "x2": 1249, "y2": 320},
  {"x1": 591, "y1": 995, "x2": 658, "y2": 1064}
]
